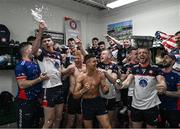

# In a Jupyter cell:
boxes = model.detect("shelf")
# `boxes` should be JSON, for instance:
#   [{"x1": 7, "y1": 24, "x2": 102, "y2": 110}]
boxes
[{"x1": 0, "y1": 45, "x2": 20, "y2": 70}]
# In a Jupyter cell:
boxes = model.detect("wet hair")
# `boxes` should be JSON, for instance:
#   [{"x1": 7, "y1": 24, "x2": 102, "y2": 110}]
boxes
[
  {"x1": 129, "y1": 47, "x2": 138, "y2": 53},
  {"x1": 19, "y1": 42, "x2": 32, "y2": 55},
  {"x1": 41, "y1": 34, "x2": 52, "y2": 41},
  {"x1": 74, "y1": 50, "x2": 82, "y2": 58},
  {"x1": 175, "y1": 31, "x2": 180, "y2": 36},
  {"x1": 68, "y1": 38, "x2": 75, "y2": 42},
  {"x1": 98, "y1": 41, "x2": 105, "y2": 46},
  {"x1": 27, "y1": 36, "x2": 36, "y2": 42},
  {"x1": 84, "y1": 54, "x2": 96, "y2": 63},
  {"x1": 92, "y1": 37, "x2": 99, "y2": 41},
  {"x1": 101, "y1": 49, "x2": 112, "y2": 58}
]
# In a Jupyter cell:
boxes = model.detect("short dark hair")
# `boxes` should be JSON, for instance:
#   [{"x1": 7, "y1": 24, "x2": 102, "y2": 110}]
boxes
[
  {"x1": 163, "y1": 52, "x2": 176, "y2": 61},
  {"x1": 129, "y1": 47, "x2": 138, "y2": 53},
  {"x1": 92, "y1": 37, "x2": 99, "y2": 41},
  {"x1": 84, "y1": 54, "x2": 96, "y2": 63},
  {"x1": 27, "y1": 36, "x2": 36, "y2": 42},
  {"x1": 98, "y1": 41, "x2": 105, "y2": 46},
  {"x1": 68, "y1": 38, "x2": 75, "y2": 42},
  {"x1": 41, "y1": 34, "x2": 52, "y2": 41},
  {"x1": 175, "y1": 31, "x2": 180, "y2": 36},
  {"x1": 19, "y1": 42, "x2": 32, "y2": 55}
]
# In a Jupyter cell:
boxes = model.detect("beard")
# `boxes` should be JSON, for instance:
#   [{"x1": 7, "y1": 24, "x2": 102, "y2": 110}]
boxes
[
  {"x1": 163, "y1": 61, "x2": 172, "y2": 68},
  {"x1": 176, "y1": 41, "x2": 180, "y2": 46},
  {"x1": 139, "y1": 58, "x2": 147, "y2": 64}
]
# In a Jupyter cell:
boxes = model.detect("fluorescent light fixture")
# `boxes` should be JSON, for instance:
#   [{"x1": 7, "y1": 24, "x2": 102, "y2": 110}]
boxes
[{"x1": 106, "y1": 0, "x2": 139, "y2": 9}]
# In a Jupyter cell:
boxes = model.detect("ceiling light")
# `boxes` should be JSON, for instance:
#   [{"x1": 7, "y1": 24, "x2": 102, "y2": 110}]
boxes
[{"x1": 106, "y1": 0, "x2": 139, "y2": 9}]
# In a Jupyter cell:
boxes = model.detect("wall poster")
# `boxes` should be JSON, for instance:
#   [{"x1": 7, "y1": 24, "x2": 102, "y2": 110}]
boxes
[
  {"x1": 64, "y1": 17, "x2": 81, "y2": 45},
  {"x1": 107, "y1": 20, "x2": 133, "y2": 40}
]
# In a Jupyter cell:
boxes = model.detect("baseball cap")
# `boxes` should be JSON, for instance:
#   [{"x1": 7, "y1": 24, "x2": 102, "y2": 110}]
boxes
[{"x1": 166, "y1": 52, "x2": 176, "y2": 60}]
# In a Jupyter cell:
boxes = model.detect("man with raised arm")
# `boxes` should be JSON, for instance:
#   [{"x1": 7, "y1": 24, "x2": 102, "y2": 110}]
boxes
[{"x1": 32, "y1": 21, "x2": 74, "y2": 129}]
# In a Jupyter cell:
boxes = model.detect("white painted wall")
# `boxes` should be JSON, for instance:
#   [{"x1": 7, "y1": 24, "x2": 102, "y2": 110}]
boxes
[
  {"x1": 0, "y1": 0, "x2": 102, "y2": 46},
  {"x1": 0, "y1": 0, "x2": 102, "y2": 95},
  {"x1": 99, "y1": 0, "x2": 180, "y2": 40}
]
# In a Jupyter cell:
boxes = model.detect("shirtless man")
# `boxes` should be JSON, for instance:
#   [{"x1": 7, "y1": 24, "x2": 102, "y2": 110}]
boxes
[
  {"x1": 66, "y1": 50, "x2": 86, "y2": 129},
  {"x1": 73, "y1": 54, "x2": 111, "y2": 129}
]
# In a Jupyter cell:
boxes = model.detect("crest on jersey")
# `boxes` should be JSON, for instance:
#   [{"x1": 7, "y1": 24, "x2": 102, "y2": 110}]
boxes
[
  {"x1": 149, "y1": 70, "x2": 153, "y2": 75},
  {"x1": 139, "y1": 77, "x2": 148, "y2": 87}
]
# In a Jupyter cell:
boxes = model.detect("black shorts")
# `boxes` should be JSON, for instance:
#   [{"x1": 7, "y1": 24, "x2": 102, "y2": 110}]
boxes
[
  {"x1": 16, "y1": 98, "x2": 41, "y2": 128},
  {"x1": 43, "y1": 86, "x2": 64, "y2": 107},
  {"x1": 159, "y1": 109, "x2": 180, "y2": 128},
  {"x1": 82, "y1": 96, "x2": 108, "y2": 120},
  {"x1": 103, "y1": 98, "x2": 116, "y2": 111},
  {"x1": 127, "y1": 96, "x2": 132, "y2": 110},
  {"x1": 131, "y1": 106, "x2": 159, "y2": 126},
  {"x1": 67, "y1": 93, "x2": 82, "y2": 114}
]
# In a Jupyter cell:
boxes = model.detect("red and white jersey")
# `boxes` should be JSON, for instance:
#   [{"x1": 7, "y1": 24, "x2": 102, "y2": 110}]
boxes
[{"x1": 130, "y1": 64, "x2": 163, "y2": 110}]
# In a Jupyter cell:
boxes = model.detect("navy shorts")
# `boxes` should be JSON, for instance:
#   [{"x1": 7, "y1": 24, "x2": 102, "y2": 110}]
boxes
[
  {"x1": 103, "y1": 98, "x2": 116, "y2": 111},
  {"x1": 67, "y1": 93, "x2": 82, "y2": 114},
  {"x1": 159, "y1": 109, "x2": 180, "y2": 128},
  {"x1": 43, "y1": 86, "x2": 64, "y2": 107},
  {"x1": 131, "y1": 106, "x2": 159, "y2": 126},
  {"x1": 82, "y1": 96, "x2": 108, "y2": 120}
]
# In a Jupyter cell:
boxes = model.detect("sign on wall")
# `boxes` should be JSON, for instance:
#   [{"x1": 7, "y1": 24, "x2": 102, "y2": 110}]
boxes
[
  {"x1": 64, "y1": 17, "x2": 82, "y2": 45},
  {"x1": 35, "y1": 30, "x2": 64, "y2": 45},
  {"x1": 107, "y1": 20, "x2": 133, "y2": 40}
]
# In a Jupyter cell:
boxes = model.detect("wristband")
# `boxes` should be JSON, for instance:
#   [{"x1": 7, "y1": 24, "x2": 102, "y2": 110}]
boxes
[{"x1": 116, "y1": 79, "x2": 122, "y2": 85}]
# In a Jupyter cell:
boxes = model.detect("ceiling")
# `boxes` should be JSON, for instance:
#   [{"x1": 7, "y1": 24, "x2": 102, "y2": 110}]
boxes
[
  {"x1": 73, "y1": 0, "x2": 116, "y2": 10},
  {"x1": 0, "y1": 0, "x2": 147, "y2": 13}
]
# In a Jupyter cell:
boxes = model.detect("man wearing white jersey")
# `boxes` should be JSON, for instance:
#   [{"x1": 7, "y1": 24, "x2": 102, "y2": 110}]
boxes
[
  {"x1": 119, "y1": 48, "x2": 166, "y2": 128},
  {"x1": 32, "y1": 21, "x2": 74, "y2": 129}
]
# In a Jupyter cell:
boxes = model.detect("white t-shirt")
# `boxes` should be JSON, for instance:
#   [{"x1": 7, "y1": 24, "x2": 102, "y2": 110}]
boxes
[{"x1": 38, "y1": 49, "x2": 62, "y2": 88}]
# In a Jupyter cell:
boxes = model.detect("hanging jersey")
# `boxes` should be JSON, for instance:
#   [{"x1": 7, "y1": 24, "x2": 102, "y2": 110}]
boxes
[
  {"x1": 130, "y1": 64, "x2": 162, "y2": 110},
  {"x1": 15, "y1": 60, "x2": 42, "y2": 100},
  {"x1": 38, "y1": 49, "x2": 62, "y2": 88}
]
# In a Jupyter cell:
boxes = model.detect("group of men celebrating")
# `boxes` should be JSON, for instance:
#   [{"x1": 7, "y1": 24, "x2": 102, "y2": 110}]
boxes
[{"x1": 15, "y1": 20, "x2": 180, "y2": 129}]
